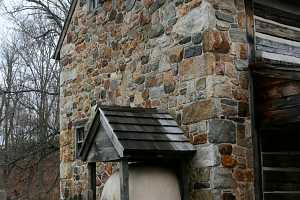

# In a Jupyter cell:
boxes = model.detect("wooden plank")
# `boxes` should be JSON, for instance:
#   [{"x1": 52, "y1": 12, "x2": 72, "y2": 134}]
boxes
[
  {"x1": 120, "y1": 140, "x2": 195, "y2": 152},
  {"x1": 257, "y1": 95, "x2": 300, "y2": 111},
  {"x1": 99, "y1": 109, "x2": 124, "y2": 157},
  {"x1": 120, "y1": 159, "x2": 129, "y2": 200},
  {"x1": 100, "y1": 106, "x2": 167, "y2": 114},
  {"x1": 264, "y1": 192, "x2": 300, "y2": 200},
  {"x1": 106, "y1": 116, "x2": 178, "y2": 127},
  {"x1": 87, "y1": 162, "x2": 96, "y2": 200},
  {"x1": 256, "y1": 36, "x2": 300, "y2": 58},
  {"x1": 261, "y1": 105, "x2": 300, "y2": 125},
  {"x1": 103, "y1": 110, "x2": 173, "y2": 119},
  {"x1": 110, "y1": 124, "x2": 184, "y2": 134},
  {"x1": 255, "y1": 79, "x2": 300, "y2": 100},
  {"x1": 256, "y1": 59, "x2": 300, "y2": 70},
  {"x1": 261, "y1": 131, "x2": 300, "y2": 152},
  {"x1": 179, "y1": 161, "x2": 189, "y2": 200},
  {"x1": 263, "y1": 154, "x2": 300, "y2": 168},
  {"x1": 79, "y1": 111, "x2": 101, "y2": 161},
  {"x1": 253, "y1": 68, "x2": 300, "y2": 81},
  {"x1": 254, "y1": 2, "x2": 300, "y2": 28},
  {"x1": 115, "y1": 132, "x2": 189, "y2": 142},
  {"x1": 263, "y1": 170, "x2": 300, "y2": 191},
  {"x1": 255, "y1": 17, "x2": 300, "y2": 42},
  {"x1": 256, "y1": 51, "x2": 300, "y2": 65},
  {"x1": 245, "y1": 0, "x2": 263, "y2": 199}
]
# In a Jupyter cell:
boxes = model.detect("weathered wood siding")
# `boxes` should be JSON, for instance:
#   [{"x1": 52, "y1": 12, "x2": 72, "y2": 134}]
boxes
[{"x1": 253, "y1": 1, "x2": 300, "y2": 199}]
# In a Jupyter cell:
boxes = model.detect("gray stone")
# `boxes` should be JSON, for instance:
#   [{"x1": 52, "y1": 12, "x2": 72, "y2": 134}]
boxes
[
  {"x1": 173, "y1": 1, "x2": 215, "y2": 36},
  {"x1": 179, "y1": 36, "x2": 191, "y2": 45},
  {"x1": 235, "y1": 59, "x2": 248, "y2": 71},
  {"x1": 0, "y1": 191, "x2": 6, "y2": 200},
  {"x1": 125, "y1": 0, "x2": 136, "y2": 11},
  {"x1": 175, "y1": 0, "x2": 184, "y2": 6},
  {"x1": 62, "y1": 68, "x2": 77, "y2": 83},
  {"x1": 211, "y1": 167, "x2": 234, "y2": 189},
  {"x1": 190, "y1": 120, "x2": 207, "y2": 133},
  {"x1": 221, "y1": 99, "x2": 237, "y2": 106},
  {"x1": 192, "y1": 32, "x2": 203, "y2": 44},
  {"x1": 149, "y1": 24, "x2": 165, "y2": 38},
  {"x1": 215, "y1": 11, "x2": 234, "y2": 23},
  {"x1": 149, "y1": 0, "x2": 165, "y2": 14},
  {"x1": 149, "y1": 86, "x2": 164, "y2": 99},
  {"x1": 161, "y1": 3, "x2": 176, "y2": 24},
  {"x1": 115, "y1": 13, "x2": 124, "y2": 24},
  {"x1": 184, "y1": 45, "x2": 202, "y2": 58},
  {"x1": 196, "y1": 78, "x2": 206, "y2": 90},
  {"x1": 141, "y1": 55, "x2": 149, "y2": 65},
  {"x1": 216, "y1": 20, "x2": 230, "y2": 31},
  {"x1": 208, "y1": 119, "x2": 236, "y2": 143},
  {"x1": 164, "y1": 81, "x2": 176, "y2": 94},
  {"x1": 229, "y1": 30, "x2": 247, "y2": 42},
  {"x1": 192, "y1": 144, "x2": 220, "y2": 167}
]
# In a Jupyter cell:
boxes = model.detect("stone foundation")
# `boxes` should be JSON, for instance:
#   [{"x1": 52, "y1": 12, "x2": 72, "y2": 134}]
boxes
[{"x1": 59, "y1": 0, "x2": 255, "y2": 199}]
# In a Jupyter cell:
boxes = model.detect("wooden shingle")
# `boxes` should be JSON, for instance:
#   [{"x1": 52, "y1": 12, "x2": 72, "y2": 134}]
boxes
[{"x1": 79, "y1": 106, "x2": 195, "y2": 162}]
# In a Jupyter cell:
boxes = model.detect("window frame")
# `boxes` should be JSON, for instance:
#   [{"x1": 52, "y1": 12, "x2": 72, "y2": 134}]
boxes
[{"x1": 75, "y1": 124, "x2": 86, "y2": 159}]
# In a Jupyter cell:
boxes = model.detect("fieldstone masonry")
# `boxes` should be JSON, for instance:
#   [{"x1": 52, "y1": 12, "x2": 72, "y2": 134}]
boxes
[{"x1": 59, "y1": 0, "x2": 254, "y2": 199}]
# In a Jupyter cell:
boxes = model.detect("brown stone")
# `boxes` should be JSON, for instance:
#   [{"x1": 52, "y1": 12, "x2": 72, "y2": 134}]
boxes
[
  {"x1": 182, "y1": 99, "x2": 217, "y2": 124},
  {"x1": 222, "y1": 155, "x2": 237, "y2": 168},
  {"x1": 179, "y1": 56, "x2": 206, "y2": 81},
  {"x1": 191, "y1": 133, "x2": 208, "y2": 145},
  {"x1": 219, "y1": 144, "x2": 233, "y2": 155},
  {"x1": 203, "y1": 31, "x2": 230, "y2": 53},
  {"x1": 143, "y1": 0, "x2": 153, "y2": 8},
  {"x1": 233, "y1": 168, "x2": 253, "y2": 182},
  {"x1": 169, "y1": 47, "x2": 184, "y2": 63},
  {"x1": 133, "y1": 72, "x2": 145, "y2": 84},
  {"x1": 142, "y1": 89, "x2": 149, "y2": 100},
  {"x1": 75, "y1": 42, "x2": 86, "y2": 53},
  {"x1": 215, "y1": 62, "x2": 225, "y2": 75},
  {"x1": 177, "y1": 4, "x2": 189, "y2": 16},
  {"x1": 240, "y1": 43, "x2": 248, "y2": 59},
  {"x1": 139, "y1": 11, "x2": 151, "y2": 25}
]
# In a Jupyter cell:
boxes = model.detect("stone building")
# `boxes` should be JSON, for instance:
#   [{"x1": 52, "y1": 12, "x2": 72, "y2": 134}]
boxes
[{"x1": 54, "y1": 0, "x2": 300, "y2": 199}]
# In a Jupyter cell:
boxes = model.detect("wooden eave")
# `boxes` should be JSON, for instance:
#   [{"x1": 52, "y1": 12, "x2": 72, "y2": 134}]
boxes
[
  {"x1": 79, "y1": 106, "x2": 195, "y2": 162},
  {"x1": 52, "y1": 0, "x2": 78, "y2": 60}
]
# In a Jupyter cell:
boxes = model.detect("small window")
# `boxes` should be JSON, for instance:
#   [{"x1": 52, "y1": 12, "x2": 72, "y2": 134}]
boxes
[
  {"x1": 75, "y1": 126, "x2": 85, "y2": 159},
  {"x1": 89, "y1": 0, "x2": 104, "y2": 11}
]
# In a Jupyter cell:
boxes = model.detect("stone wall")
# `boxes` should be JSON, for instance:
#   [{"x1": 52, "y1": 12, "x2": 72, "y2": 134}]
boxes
[{"x1": 59, "y1": 0, "x2": 255, "y2": 199}]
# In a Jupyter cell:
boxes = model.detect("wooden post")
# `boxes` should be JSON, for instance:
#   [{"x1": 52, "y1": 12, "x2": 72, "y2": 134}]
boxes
[
  {"x1": 179, "y1": 161, "x2": 189, "y2": 200},
  {"x1": 244, "y1": 0, "x2": 263, "y2": 200},
  {"x1": 119, "y1": 159, "x2": 129, "y2": 200},
  {"x1": 88, "y1": 162, "x2": 96, "y2": 200}
]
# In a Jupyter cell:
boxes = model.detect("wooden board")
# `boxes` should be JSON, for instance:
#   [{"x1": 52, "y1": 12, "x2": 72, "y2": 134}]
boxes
[
  {"x1": 255, "y1": 17, "x2": 300, "y2": 42},
  {"x1": 254, "y1": 1, "x2": 300, "y2": 28},
  {"x1": 264, "y1": 192, "x2": 300, "y2": 200}
]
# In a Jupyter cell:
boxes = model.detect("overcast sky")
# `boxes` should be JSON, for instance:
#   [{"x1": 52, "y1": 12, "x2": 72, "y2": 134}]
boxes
[{"x1": 0, "y1": 0, "x2": 15, "y2": 42}]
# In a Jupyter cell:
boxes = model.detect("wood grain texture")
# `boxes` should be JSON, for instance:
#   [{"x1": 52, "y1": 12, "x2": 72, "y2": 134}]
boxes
[{"x1": 255, "y1": 18, "x2": 300, "y2": 42}]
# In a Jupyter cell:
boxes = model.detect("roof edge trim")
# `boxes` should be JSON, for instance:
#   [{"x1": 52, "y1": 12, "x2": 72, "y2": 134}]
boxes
[{"x1": 52, "y1": 0, "x2": 78, "y2": 60}]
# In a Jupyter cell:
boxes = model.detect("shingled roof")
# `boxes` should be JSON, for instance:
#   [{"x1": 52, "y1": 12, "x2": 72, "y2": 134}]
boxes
[{"x1": 79, "y1": 106, "x2": 195, "y2": 162}]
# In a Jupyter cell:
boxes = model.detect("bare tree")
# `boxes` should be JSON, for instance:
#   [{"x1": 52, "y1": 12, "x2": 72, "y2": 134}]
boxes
[{"x1": 0, "y1": 0, "x2": 71, "y2": 199}]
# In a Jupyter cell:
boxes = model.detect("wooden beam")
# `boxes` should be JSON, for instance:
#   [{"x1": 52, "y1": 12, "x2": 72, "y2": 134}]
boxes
[
  {"x1": 254, "y1": 1, "x2": 300, "y2": 28},
  {"x1": 255, "y1": 17, "x2": 300, "y2": 42},
  {"x1": 179, "y1": 161, "x2": 189, "y2": 200},
  {"x1": 99, "y1": 109, "x2": 124, "y2": 157},
  {"x1": 119, "y1": 159, "x2": 129, "y2": 200},
  {"x1": 88, "y1": 162, "x2": 96, "y2": 200},
  {"x1": 245, "y1": 0, "x2": 263, "y2": 200}
]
